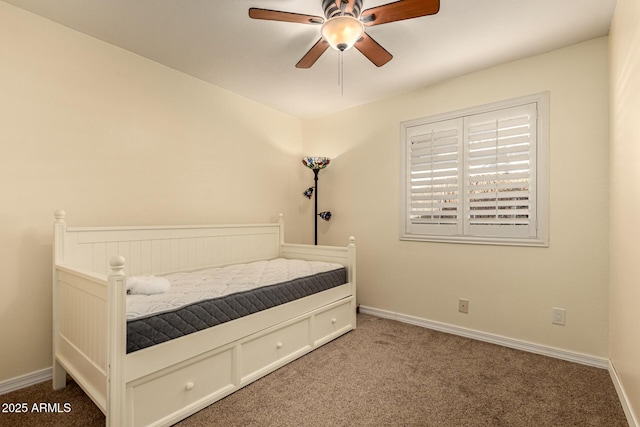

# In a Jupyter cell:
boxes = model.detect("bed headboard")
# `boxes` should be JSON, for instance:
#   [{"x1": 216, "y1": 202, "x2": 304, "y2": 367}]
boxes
[{"x1": 53, "y1": 210, "x2": 284, "y2": 276}]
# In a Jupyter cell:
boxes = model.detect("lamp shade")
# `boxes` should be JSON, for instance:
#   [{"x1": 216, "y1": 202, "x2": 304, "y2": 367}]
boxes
[
  {"x1": 302, "y1": 156, "x2": 331, "y2": 170},
  {"x1": 318, "y1": 211, "x2": 332, "y2": 221},
  {"x1": 321, "y1": 16, "x2": 364, "y2": 51},
  {"x1": 303, "y1": 187, "x2": 314, "y2": 199}
]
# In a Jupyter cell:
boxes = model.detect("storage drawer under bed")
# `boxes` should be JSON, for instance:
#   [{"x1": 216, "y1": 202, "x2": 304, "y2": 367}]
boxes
[
  {"x1": 312, "y1": 298, "x2": 354, "y2": 346},
  {"x1": 240, "y1": 317, "x2": 311, "y2": 384},
  {"x1": 128, "y1": 347, "x2": 235, "y2": 427}
]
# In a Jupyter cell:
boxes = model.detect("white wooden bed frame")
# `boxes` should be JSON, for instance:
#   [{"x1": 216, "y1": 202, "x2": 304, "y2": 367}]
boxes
[{"x1": 52, "y1": 210, "x2": 356, "y2": 426}]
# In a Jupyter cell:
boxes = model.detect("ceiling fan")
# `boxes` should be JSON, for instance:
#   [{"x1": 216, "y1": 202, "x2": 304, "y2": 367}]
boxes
[{"x1": 249, "y1": 0, "x2": 440, "y2": 69}]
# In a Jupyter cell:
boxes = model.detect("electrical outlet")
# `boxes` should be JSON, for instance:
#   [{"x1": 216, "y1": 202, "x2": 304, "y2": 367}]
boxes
[
  {"x1": 552, "y1": 307, "x2": 566, "y2": 325},
  {"x1": 459, "y1": 298, "x2": 469, "y2": 314}
]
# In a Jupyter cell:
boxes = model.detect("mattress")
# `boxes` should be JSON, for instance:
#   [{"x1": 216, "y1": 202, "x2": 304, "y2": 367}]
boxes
[{"x1": 126, "y1": 258, "x2": 347, "y2": 353}]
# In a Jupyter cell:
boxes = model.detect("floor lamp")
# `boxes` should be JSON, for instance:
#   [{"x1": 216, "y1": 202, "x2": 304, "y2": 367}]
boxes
[{"x1": 302, "y1": 156, "x2": 332, "y2": 245}]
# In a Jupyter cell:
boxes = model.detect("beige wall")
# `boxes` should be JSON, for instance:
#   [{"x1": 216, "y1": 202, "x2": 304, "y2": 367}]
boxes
[
  {"x1": 303, "y1": 38, "x2": 610, "y2": 358},
  {"x1": 610, "y1": 0, "x2": 640, "y2": 420},
  {"x1": 0, "y1": 3, "x2": 303, "y2": 382}
]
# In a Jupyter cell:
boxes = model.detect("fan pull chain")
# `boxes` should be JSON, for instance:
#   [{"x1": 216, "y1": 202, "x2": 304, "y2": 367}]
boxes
[
  {"x1": 338, "y1": 51, "x2": 344, "y2": 96},
  {"x1": 338, "y1": 51, "x2": 341, "y2": 90}
]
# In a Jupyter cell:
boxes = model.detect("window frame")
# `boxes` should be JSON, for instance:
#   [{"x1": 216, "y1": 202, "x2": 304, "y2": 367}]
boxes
[{"x1": 399, "y1": 93, "x2": 549, "y2": 247}]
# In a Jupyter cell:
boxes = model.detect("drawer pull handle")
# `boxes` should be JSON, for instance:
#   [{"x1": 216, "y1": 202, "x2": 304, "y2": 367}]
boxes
[
  {"x1": 185, "y1": 382, "x2": 195, "y2": 391},
  {"x1": 331, "y1": 318, "x2": 337, "y2": 324},
  {"x1": 276, "y1": 342, "x2": 283, "y2": 349}
]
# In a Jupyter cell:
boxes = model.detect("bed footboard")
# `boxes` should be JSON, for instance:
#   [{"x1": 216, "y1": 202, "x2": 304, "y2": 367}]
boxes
[
  {"x1": 53, "y1": 257, "x2": 132, "y2": 425},
  {"x1": 52, "y1": 265, "x2": 109, "y2": 412}
]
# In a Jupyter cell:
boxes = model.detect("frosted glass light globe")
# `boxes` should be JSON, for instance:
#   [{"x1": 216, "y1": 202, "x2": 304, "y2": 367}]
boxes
[{"x1": 321, "y1": 16, "x2": 364, "y2": 51}]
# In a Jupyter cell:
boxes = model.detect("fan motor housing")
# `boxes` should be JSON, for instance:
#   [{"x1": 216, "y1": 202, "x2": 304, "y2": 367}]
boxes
[{"x1": 323, "y1": 0, "x2": 363, "y2": 19}]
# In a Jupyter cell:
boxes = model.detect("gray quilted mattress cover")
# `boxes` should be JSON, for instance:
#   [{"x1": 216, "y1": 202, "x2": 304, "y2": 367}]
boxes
[{"x1": 126, "y1": 261, "x2": 347, "y2": 353}]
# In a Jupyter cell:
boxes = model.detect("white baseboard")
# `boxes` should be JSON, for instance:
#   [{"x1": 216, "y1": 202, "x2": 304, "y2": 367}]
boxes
[
  {"x1": 609, "y1": 360, "x2": 639, "y2": 427},
  {"x1": 0, "y1": 367, "x2": 52, "y2": 395},
  {"x1": 359, "y1": 305, "x2": 609, "y2": 369}
]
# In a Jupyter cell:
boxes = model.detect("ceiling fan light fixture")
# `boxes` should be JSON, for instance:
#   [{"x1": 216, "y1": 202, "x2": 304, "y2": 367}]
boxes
[{"x1": 321, "y1": 16, "x2": 364, "y2": 52}]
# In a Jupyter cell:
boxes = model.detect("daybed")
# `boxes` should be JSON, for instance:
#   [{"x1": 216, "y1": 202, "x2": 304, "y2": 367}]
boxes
[{"x1": 52, "y1": 210, "x2": 356, "y2": 426}]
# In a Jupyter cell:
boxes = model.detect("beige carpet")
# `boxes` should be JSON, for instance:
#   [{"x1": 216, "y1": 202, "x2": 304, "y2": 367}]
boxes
[{"x1": 0, "y1": 314, "x2": 628, "y2": 426}]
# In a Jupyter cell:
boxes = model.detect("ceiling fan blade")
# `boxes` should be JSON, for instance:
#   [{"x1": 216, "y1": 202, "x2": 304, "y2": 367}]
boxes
[
  {"x1": 361, "y1": 0, "x2": 440, "y2": 26},
  {"x1": 249, "y1": 8, "x2": 324, "y2": 25},
  {"x1": 296, "y1": 39, "x2": 330, "y2": 69},
  {"x1": 354, "y1": 33, "x2": 393, "y2": 67}
]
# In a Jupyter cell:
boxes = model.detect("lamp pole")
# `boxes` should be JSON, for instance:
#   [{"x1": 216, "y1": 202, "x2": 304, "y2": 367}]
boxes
[
  {"x1": 314, "y1": 168, "x2": 319, "y2": 245},
  {"x1": 302, "y1": 156, "x2": 331, "y2": 246}
]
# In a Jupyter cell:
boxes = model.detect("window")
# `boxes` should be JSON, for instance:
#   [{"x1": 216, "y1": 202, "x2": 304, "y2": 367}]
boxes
[{"x1": 400, "y1": 93, "x2": 549, "y2": 246}]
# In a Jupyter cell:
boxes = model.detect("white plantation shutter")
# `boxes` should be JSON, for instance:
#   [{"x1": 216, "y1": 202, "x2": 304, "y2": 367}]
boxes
[
  {"x1": 400, "y1": 93, "x2": 548, "y2": 246},
  {"x1": 464, "y1": 103, "x2": 537, "y2": 237},
  {"x1": 406, "y1": 119, "x2": 463, "y2": 236}
]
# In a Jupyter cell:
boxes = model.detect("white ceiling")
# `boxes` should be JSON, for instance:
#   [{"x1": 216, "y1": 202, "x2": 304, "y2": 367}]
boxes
[{"x1": 4, "y1": 0, "x2": 616, "y2": 119}]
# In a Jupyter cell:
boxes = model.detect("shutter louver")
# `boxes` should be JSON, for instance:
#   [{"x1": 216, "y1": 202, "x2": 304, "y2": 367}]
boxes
[{"x1": 465, "y1": 103, "x2": 537, "y2": 237}]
